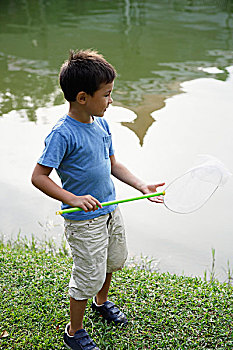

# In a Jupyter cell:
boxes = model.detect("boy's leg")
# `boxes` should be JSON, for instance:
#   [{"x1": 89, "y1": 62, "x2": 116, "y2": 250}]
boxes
[
  {"x1": 69, "y1": 297, "x2": 87, "y2": 335},
  {"x1": 64, "y1": 217, "x2": 110, "y2": 350},
  {"x1": 96, "y1": 206, "x2": 127, "y2": 306},
  {"x1": 64, "y1": 297, "x2": 100, "y2": 350},
  {"x1": 69, "y1": 272, "x2": 113, "y2": 334},
  {"x1": 96, "y1": 272, "x2": 112, "y2": 305},
  {"x1": 91, "y1": 208, "x2": 128, "y2": 325},
  {"x1": 91, "y1": 270, "x2": 127, "y2": 325},
  {"x1": 64, "y1": 216, "x2": 110, "y2": 331}
]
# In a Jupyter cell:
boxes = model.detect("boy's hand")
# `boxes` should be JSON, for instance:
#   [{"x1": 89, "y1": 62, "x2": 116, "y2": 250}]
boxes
[
  {"x1": 140, "y1": 183, "x2": 165, "y2": 203},
  {"x1": 71, "y1": 195, "x2": 103, "y2": 212}
]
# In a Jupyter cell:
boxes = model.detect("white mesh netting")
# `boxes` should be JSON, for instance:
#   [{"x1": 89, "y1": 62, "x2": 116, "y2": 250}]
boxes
[{"x1": 164, "y1": 155, "x2": 231, "y2": 214}]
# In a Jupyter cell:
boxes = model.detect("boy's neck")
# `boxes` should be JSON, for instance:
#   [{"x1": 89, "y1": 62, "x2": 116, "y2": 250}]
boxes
[{"x1": 68, "y1": 104, "x2": 93, "y2": 124}]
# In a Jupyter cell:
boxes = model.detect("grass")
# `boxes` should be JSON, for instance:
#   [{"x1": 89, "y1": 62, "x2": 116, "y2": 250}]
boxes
[{"x1": 0, "y1": 236, "x2": 232, "y2": 349}]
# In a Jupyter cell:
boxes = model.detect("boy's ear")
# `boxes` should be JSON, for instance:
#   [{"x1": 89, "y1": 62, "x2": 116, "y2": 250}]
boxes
[{"x1": 76, "y1": 91, "x2": 88, "y2": 104}]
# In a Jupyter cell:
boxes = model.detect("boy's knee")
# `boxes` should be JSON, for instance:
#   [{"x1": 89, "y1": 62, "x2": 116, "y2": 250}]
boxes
[
  {"x1": 69, "y1": 271, "x2": 107, "y2": 300},
  {"x1": 107, "y1": 250, "x2": 128, "y2": 273}
]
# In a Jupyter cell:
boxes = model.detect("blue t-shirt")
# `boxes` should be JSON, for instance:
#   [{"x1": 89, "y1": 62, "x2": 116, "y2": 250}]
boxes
[{"x1": 38, "y1": 115, "x2": 117, "y2": 220}]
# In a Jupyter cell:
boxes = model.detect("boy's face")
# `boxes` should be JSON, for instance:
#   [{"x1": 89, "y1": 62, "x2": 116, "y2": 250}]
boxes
[{"x1": 86, "y1": 81, "x2": 114, "y2": 117}]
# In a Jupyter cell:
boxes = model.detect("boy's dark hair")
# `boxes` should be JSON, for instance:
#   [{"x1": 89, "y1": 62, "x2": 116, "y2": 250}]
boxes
[{"x1": 59, "y1": 49, "x2": 116, "y2": 102}]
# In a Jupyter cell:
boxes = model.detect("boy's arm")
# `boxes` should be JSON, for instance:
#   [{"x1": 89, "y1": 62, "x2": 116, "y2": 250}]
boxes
[
  {"x1": 31, "y1": 163, "x2": 102, "y2": 212},
  {"x1": 110, "y1": 155, "x2": 165, "y2": 203}
]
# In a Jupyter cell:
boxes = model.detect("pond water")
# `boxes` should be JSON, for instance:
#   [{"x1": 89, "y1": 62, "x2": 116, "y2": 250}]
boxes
[{"x1": 1, "y1": 0, "x2": 233, "y2": 280}]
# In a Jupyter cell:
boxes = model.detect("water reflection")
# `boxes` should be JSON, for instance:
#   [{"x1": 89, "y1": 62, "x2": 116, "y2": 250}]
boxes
[
  {"x1": 0, "y1": 0, "x2": 233, "y2": 135},
  {"x1": 121, "y1": 94, "x2": 166, "y2": 145}
]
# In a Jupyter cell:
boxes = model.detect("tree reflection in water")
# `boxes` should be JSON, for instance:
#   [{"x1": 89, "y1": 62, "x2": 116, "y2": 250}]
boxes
[{"x1": 0, "y1": 0, "x2": 232, "y2": 144}]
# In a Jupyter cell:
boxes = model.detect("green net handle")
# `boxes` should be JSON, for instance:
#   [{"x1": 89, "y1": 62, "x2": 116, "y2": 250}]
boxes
[{"x1": 56, "y1": 191, "x2": 165, "y2": 215}]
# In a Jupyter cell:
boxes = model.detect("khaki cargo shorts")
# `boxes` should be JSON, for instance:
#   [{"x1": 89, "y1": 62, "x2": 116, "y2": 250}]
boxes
[{"x1": 64, "y1": 207, "x2": 128, "y2": 300}]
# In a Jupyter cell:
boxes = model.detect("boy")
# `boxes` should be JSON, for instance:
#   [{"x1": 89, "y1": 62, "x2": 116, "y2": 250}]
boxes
[{"x1": 31, "y1": 49, "x2": 164, "y2": 350}]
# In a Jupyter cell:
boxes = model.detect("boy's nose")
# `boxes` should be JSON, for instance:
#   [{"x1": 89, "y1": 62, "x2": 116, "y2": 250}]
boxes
[{"x1": 109, "y1": 96, "x2": 113, "y2": 104}]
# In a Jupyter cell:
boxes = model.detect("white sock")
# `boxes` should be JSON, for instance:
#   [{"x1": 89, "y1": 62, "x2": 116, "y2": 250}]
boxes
[{"x1": 66, "y1": 324, "x2": 74, "y2": 337}]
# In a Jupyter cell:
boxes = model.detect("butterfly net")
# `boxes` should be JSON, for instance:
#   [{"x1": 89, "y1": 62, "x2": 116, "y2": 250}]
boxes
[{"x1": 164, "y1": 155, "x2": 231, "y2": 214}]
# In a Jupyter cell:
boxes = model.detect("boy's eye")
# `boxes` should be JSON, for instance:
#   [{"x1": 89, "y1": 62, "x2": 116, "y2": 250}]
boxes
[{"x1": 104, "y1": 91, "x2": 112, "y2": 97}]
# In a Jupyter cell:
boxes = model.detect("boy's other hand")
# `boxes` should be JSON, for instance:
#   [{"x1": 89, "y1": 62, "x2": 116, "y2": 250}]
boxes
[
  {"x1": 71, "y1": 195, "x2": 102, "y2": 212},
  {"x1": 140, "y1": 183, "x2": 165, "y2": 203}
]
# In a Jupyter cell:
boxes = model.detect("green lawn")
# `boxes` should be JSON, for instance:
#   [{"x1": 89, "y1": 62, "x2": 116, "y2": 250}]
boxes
[{"x1": 0, "y1": 238, "x2": 232, "y2": 349}]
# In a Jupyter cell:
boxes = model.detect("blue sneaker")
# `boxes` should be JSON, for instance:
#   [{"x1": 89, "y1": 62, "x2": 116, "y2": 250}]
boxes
[
  {"x1": 64, "y1": 324, "x2": 99, "y2": 350},
  {"x1": 91, "y1": 298, "x2": 128, "y2": 325}
]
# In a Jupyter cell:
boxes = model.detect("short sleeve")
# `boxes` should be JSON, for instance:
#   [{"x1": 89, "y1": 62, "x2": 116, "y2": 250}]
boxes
[{"x1": 38, "y1": 131, "x2": 67, "y2": 169}]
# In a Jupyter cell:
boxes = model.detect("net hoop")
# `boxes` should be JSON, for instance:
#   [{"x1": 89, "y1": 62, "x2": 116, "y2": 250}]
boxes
[{"x1": 163, "y1": 165, "x2": 223, "y2": 214}]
